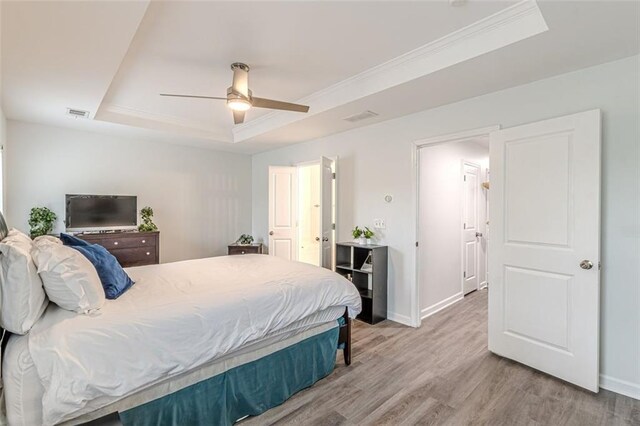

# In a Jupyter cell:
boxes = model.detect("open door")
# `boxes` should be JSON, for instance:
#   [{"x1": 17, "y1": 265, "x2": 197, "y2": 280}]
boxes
[
  {"x1": 462, "y1": 162, "x2": 481, "y2": 295},
  {"x1": 319, "y1": 157, "x2": 335, "y2": 269},
  {"x1": 268, "y1": 166, "x2": 297, "y2": 260},
  {"x1": 488, "y1": 110, "x2": 601, "y2": 392}
]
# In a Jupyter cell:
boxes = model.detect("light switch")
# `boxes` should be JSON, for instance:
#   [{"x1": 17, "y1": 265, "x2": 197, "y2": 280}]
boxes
[{"x1": 374, "y1": 219, "x2": 386, "y2": 229}]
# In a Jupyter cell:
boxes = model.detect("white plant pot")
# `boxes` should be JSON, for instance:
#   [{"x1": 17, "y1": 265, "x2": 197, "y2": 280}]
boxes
[
  {"x1": 366, "y1": 238, "x2": 372, "y2": 245},
  {"x1": 359, "y1": 237, "x2": 366, "y2": 245}
]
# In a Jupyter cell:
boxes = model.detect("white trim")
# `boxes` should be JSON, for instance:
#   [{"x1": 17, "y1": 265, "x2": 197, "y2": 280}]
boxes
[
  {"x1": 99, "y1": 103, "x2": 231, "y2": 142},
  {"x1": 233, "y1": 0, "x2": 547, "y2": 143},
  {"x1": 480, "y1": 281, "x2": 488, "y2": 290},
  {"x1": 413, "y1": 125, "x2": 499, "y2": 328},
  {"x1": 600, "y1": 375, "x2": 640, "y2": 400},
  {"x1": 386, "y1": 311, "x2": 414, "y2": 327},
  {"x1": 421, "y1": 292, "x2": 464, "y2": 320},
  {"x1": 415, "y1": 125, "x2": 499, "y2": 147}
]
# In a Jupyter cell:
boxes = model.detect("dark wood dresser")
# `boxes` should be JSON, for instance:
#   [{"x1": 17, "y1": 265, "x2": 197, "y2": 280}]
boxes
[
  {"x1": 76, "y1": 231, "x2": 160, "y2": 267},
  {"x1": 228, "y1": 243, "x2": 264, "y2": 255}
]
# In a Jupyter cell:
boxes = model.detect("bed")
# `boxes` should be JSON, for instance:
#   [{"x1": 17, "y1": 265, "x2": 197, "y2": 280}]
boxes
[{"x1": 0, "y1": 229, "x2": 361, "y2": 426}]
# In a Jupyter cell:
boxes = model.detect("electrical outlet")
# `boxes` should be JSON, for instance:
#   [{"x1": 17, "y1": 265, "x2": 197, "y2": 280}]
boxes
[{"x1": 373, "y1": 219, "x2": 386, "y2": 229}]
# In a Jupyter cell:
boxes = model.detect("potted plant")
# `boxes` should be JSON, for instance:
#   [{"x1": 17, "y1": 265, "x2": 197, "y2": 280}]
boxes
[
  {"x1": 138, "y1": 206, "x2": 158, "y2": 232},
  {"x1": 236, "y1": 234, "x2": 254, "y2": 245},
  {"x1": 363, "y1": 227, "x2": 375, "y2": 245},
  {"x1": 352, "y1": 226, "x2": 365, "y2": 245},
  {"x1": 28, "y1": 207, "x2": 57, "y2": 238}
]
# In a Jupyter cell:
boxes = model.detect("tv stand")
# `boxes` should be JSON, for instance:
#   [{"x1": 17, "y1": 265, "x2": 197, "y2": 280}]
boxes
[{"x1": 76, "y1": 231, "x2": 159, "y2": 267}]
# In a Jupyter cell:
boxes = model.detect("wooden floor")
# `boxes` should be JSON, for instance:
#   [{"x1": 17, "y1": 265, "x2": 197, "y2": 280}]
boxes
[{"x1": 243, "y1": 290, "x2": 639, "y2": 426}]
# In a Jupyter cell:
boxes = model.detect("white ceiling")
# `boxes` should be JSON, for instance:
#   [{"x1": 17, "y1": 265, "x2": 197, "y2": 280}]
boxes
[{"x1": 2, "y1": 1, "x2": 639, "y2": 154}]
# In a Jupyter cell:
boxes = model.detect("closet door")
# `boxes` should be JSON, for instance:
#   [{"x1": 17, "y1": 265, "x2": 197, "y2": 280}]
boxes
[{"x1": 268, "y1": 166, "x2": 297, "y2": 260}]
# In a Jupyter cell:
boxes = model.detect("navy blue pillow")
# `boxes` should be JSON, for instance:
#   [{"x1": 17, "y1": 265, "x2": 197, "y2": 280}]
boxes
[
  {"x1": 60, "y1": 233, "x2": 91, "y2": 246},
  {"x1": 61, "y1": 234, "x2": 134, "y2": 299}
]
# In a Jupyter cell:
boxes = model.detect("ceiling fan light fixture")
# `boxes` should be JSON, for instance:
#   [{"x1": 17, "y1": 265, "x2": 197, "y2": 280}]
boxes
[{"x1": 227, "y1": 98, "x2": 251, "y2": 111}]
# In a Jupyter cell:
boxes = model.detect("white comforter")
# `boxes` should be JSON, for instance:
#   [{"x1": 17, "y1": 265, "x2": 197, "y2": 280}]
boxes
[{"x1": 27, "y1": 255, "x2": 361, "y2": 425}]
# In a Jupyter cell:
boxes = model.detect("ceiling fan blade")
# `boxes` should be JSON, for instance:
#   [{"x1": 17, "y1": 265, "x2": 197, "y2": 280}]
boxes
[
  {"x1": 233, "y1": 110, "x2": 246, "y2": 125},
  {"x1": 231, "y1": 65, "x2": 249, "y2": 98},
  {"x1": 251, "y1": 97, "x2": 309, "y2": 113},
  {"x1": 160, "y1": 93, "x2": 227, "y2": 100}
]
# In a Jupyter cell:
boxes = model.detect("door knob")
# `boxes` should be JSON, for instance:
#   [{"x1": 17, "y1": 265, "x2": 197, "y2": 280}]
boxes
[
  {"x1": 315, "y1": 237, "x2": 320, "y2": 241},
  {"x1": 269, "y1": 231, "x2": 274, "y2": 236},
  {"x1": 322, "y1": 237, "x2": 329, "y2": 242},
  {"x1": 580, "y1": 260, "x2": 593, "y2": 270},
  {"x1": 475, "y1": 232, "x2": 483, "y2": 238}
]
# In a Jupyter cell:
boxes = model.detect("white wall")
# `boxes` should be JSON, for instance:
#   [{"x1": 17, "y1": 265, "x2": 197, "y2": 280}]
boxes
[
  {"x1": 418, "y1": 139, "x2": 488, "y2": 315},
  {"x1": 6, "y1": 121, "x2": 252, "y2": 262},
  {"x1": 252, "y1": 55, "x2": 640, "y2": 393}
]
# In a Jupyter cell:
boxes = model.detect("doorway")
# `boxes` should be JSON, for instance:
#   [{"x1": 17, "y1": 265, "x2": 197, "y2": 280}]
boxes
[
  {"x1": 268, "y1": 157, "x2": 337, "y2": 269},
  {"x1": 297, "y1": 163, "x2": 321, "y2": 265},
  {"x1": 416, "y1": 132, "x2": 491, "y2": 320},
  {"x1": 413, "y1": 110, "x2": 602, "y2": 393}
]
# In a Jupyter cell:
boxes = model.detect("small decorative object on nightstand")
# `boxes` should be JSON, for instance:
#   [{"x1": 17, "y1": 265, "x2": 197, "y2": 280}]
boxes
[
  {"x1": 335, "y1": 242, "x2": 388, "y2": 324},
  {"x1": 228, "y1": 243, "x2": 264, "y2": 255}
]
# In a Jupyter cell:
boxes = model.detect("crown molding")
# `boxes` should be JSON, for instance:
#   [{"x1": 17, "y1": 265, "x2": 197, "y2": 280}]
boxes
[
  {"x1": 98, "y1": 103, "x2": 233, "y2": 142},
  {"x1": 233, "y1": 0, "x2": 548, "y2": 143}
]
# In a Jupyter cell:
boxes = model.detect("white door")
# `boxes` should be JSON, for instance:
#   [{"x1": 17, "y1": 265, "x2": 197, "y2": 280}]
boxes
[
  {"x1": 268, "y1": 166, "x2": 297, "y2": 260},
  {"x1": 462, "y1": 162, "x2": 481, "y2": 295},
  {"x1": 319, "y1": 157, "x2": 335, "y2": 269},
  {"x1": 488, "y1": 109, "x2": 601, "y2": 392}
]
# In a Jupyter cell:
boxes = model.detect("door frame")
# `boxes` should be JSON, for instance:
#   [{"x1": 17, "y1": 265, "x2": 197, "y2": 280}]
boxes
[{"x1": 412, "y1": 125, "x2": 499, "y2": 327}]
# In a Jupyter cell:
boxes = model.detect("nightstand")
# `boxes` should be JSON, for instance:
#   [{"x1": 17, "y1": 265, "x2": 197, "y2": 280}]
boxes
[{"x1": 228, "y1": 243, "x2": 264, "y2": 255}]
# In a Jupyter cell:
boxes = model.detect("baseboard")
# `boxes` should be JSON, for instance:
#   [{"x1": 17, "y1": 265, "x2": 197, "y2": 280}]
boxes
[
  {"x1": 386, "y1": 311, "x2": 413, "y2": 327},
  {"x1": 421, "y1": 292, "x2": 464, "y2": 319},
  {"x1": 600, "y1": 375, "x2": 640, "y2": 400},
  {"x1": 479, "y1": 281, "x2": 488, "y2": 290}
]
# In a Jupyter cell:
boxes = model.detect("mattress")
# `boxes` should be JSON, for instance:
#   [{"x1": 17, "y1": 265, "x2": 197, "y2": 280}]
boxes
[
  {"x1": 3, "y1": 306, "x2": 345, "y2": 426},
  {"x1": 20, "y1": 254, "x2": 360, "y2": 425}
]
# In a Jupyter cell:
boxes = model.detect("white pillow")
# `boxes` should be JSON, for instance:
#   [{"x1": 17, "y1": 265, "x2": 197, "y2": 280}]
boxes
[
  {"x1": 33, "y1": 235, "x2": 62, "y2": 245},
  {"x1": 0, "y1": 229, "x2": 48, "y2": 334},
  {"x1": 31, "y1": 239, "x2": 105, "y2": 314}
]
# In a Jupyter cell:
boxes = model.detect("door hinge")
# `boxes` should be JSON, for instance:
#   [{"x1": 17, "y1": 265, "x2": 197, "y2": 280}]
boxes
[
  {"x1": 332, "y1": 172, "x2": 336, "y2": 179},
  {"x1": 598, "y1": 261, "x2": 601, "y2": 270},
  {"x1": 463, "y1": 223, "x2": 466, "y2": 229},
  {"x1": 332, "y1": 223, "x2": 335, "y2": 230},
  {"x1": 415, "y1": 241, "x2": 419, "y2": 247},
  {"x1": 464, "y1": 175, "x2": 466, "y2": 181},
  {"x1": 463, "y1": 271, "x2": 466, "y2": 278}
]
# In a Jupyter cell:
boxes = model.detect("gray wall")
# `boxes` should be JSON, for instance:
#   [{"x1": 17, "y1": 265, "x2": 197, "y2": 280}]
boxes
[
  {"x1": 6, "y1": 121, "x2": 253, "y2": 262},
  {"x1": 251, "y1": 55, "x2": 639, "y2": 391}
]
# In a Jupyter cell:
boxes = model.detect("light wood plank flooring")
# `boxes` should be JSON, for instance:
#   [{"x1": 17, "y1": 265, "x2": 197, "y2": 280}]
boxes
[{"x1": 242, "y1": 290, "x2": 639, "y2": 425}]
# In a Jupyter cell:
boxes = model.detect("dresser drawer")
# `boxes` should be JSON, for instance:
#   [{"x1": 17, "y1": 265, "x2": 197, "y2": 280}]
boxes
[
  {"x1": 76, "y1": 232, "x2": 160, "y2": 267},
  {"x1": 110, "y1": 247, "x2": 158, "y2": 267},
  {"x1": 91, "y1": 235, "x2": 155, "y2": 249},
  {"x1": 228, "y1": 244, "x2": 263, "y2": 255}
]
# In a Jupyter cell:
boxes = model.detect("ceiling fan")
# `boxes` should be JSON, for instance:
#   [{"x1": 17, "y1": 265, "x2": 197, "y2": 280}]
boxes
[{"x1": 160, "y1": 62, "x2": 310, "y2": 125}]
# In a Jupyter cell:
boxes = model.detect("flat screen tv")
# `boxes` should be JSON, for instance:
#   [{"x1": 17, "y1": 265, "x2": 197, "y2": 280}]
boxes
[{"x1": 66, "y1": 194, "x2": 137, "y2": 231}]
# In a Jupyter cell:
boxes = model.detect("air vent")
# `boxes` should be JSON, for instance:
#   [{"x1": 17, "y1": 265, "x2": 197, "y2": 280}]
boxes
[
  {"x1": 66, "y1": 108, "x2": 90, "y2": 119},
  {"x1": 343, "y1": 110, "x2": 379, "y2": 123}
]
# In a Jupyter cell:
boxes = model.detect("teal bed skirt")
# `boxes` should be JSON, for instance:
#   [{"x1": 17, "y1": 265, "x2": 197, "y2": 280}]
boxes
[{"x1": 119, "y1": 325, "x2": 339, "y2": 426}]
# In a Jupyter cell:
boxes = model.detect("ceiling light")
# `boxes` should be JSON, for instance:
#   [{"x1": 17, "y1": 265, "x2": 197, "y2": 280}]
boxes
[{"x1": 227, "y1": 99, "x2": 251, "y2": 111}]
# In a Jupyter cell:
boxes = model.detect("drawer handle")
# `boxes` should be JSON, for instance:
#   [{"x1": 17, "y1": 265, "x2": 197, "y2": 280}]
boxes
[
  {"x1": 113, "y1": 241, "x2": 119, "y2": 246},
  {"x1": 146, "y1": 252, "x2": 150, "y2": 256},
  {"x1": 142, "y1": 240, "x2": 146, "y2": 244},
  {"x1": 241, "y1": 251, "x2": 245, "y2": 254}
]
